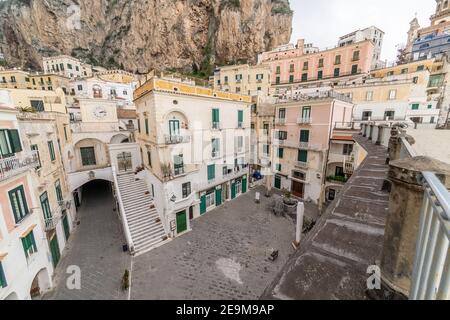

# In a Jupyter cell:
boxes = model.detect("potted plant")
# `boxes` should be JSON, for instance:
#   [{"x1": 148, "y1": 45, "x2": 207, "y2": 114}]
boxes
[{"x1": 282, "y1": 189, "x2": 298, "y2": 215}]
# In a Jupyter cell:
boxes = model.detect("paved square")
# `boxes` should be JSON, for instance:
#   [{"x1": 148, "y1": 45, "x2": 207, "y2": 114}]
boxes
[{"x1": 130, "y1": 186, "x2": 296, "y2": 300}]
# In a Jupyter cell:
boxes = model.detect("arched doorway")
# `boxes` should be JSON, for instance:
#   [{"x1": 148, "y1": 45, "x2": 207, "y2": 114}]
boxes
[
  {"x1": 30, "y1": 268, "x2": 51, "y2": 300},
  {"x1": 110, "y1": 134, "x2": 130, "y2": 144},
  {"x1": 72, "y1": 179, "x2": 113, "y2": 210}
]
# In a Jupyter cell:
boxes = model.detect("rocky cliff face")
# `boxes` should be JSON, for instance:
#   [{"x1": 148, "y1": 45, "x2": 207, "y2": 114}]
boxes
[{"x1": 0, "y1": 0, "x2": 292, "y2": 74}]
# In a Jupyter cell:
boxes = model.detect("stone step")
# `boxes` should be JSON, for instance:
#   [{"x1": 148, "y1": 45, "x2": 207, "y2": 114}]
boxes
[
  {"x1": 132, "y1": 228, "x2": 165, "y2": 243},
  {"x1": 134, "y1": 232, "x2": 167, "y2": 249},
  {"x1": 130, "y1": 221, "x2": 163, "y2": 234},
  {"x1": 126, "y1": 212, "x2": 159, "y2": 224}
]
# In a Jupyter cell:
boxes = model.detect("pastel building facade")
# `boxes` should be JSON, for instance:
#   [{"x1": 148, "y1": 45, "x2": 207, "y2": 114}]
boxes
[
  {"x1": 134, "y1": 75, "x2": 252, "y2": 237},
  {"x1": 271, "y1": 91, "x2": 353, "y2": 205},
  {"x1": 0, "y1": 69, "x2": 70, "y2": 93},
  {"x1": 259, "y1": 39, "x2": 375, "y2": 88},
  {"x1": 42, "y1": 55, "x2": 93, "y2": 79},
  {"x1": 0, "y1": 102, "x2": 54, "y2": 300}
]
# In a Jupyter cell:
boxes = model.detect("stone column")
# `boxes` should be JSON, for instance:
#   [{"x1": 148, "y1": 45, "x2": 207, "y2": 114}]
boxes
[
  {"x1": 380, "y1": 156, "x2": 450, "y2": 296},
  {"x1": 388, "y1": 126, "x2": 415, "y2": 163},
  {"x1": 368, "y1": 124, "x2": 374, "y2": 140},
  {"x1": 376, "y1": 125, "x2": 384, "y2": 145},
  {"x1": 362, "y1": 124, "x2": 367, "y2": 137}
]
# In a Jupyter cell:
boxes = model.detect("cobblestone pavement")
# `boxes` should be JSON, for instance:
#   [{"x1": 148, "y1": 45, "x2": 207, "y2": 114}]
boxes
[
  {"x1": 130, "y1": 186, "x2": 296, "y2": 300},
  {"x1": 44, "y1": 181, "x2": 131, "y2": 300}
]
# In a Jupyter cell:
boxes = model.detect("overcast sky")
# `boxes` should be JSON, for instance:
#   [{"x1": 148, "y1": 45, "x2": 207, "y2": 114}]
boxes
[{"x1": 290, "y1": 0, "x2": 436, "y2": 62}]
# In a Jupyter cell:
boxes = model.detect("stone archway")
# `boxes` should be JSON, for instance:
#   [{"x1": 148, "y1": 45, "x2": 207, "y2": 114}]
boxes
[
  {"x1": 30, "y1": 268, "x2": 52, "y2": 300},
  {"x1": 110, "y1": 133, "x2": 130, "y2": 144}
]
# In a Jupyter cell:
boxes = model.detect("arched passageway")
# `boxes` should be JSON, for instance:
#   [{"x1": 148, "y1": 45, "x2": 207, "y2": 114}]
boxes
[{"x1": 30, "y1": 268, "x2": 51, "y2": 300}]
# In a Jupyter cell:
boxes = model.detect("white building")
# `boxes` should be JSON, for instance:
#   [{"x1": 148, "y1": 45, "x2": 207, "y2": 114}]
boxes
[
  {"x1": 42, "y1": 55, "x2": 93, "y2": 79},
  {"x1": 134, "y1": 74, "x2": 252, "y2": 241},
  {"x1": 338, "y1": 26, "x2": 385, "y2": 69}
]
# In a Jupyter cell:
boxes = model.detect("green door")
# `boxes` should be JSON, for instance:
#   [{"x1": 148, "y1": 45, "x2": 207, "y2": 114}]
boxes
[
  {"x1": 275, "y1": 175, "x2": 281, "y2": 189},
  {"x1": 242, "y1": 175, "x2": 247, "y2": 193},
  {"x1": 40, "y1": 192, "x2": 51, "y2": 219},
  {"x1": 50, "y1": 235, "x2": 60, "y2": 268},
  {"x1": 62, "y1": 212, "x2": 70, "y2": 241},
  {"x1": 176, "y1": 210, "x2": 187, "y2": 234},
  {"x1": 215, "y1": 188, "x2": 222, "y2": 206},
  {"x1": 200, "y1": 194, "x2": 206, "y2": 215},
  {"x1": 231, "y1": 182, "x2": 236, "y2": 199}
]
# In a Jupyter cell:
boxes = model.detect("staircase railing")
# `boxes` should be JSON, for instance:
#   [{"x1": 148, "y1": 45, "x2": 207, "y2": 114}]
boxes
[{"x1": 112, "y1": 165, "x2": 134, "y2": 255}]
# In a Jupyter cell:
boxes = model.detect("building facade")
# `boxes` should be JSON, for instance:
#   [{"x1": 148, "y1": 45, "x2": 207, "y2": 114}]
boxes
[
  {"x1": 42, "y1": 55, "x2": 93, "y2": 79},
  {"x1": 134, "y1": 74, "x2": 252, "y2": 238}
]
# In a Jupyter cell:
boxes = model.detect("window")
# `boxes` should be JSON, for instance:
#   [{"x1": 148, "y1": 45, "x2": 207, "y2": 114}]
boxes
[
  {"x1": 298, "y1": 150, "x2": 308, "y2": 163},
  {"x1": 278, "y1": 131, "x2": 287, "y2": 140},
  {"x1": 401, "y1": 68, "x2": 408, "y2": 74},
  {"x1": 211, "y1": 138, "x2": 220, "y2": 157},
  {"x1": 0, "y1": 262, "x2": 6, "y2": 288},
  {"x1": 236, "y1": 87, "x2": 241, "y2": 93},
  {"x1": 277, "y1": 148, "x2": 284, "y2": 159},
  {"x1": 428, "y1": 104, "x2": 433, "y2": 109},
  {"x1": 388, "y1": 90, "x2": 397, "y2": 100},
  {"x1": 431, "y1": 116, "x2": 435, "y2": 124},
  {"x1": 80, "y1": 147, "x2": 96, "y2": 166},
  {"x1": 343, "y1": 144, "x2": 353, "y2": 156},
  {"x1": 303, "y1": 61, "x2": 308, "y2": 70},
  {"x1": 276, "y1": 66, "x2": 281, "y2": 74},
  {"x1": 302, "y1": 106, "x2": 311, "y2": 120},
  {"x1": 292, "y1": 171, "x2": 306, "y2": 180},
  {"x1": 212, "y1": 109, "x2": 220, "y2": 128},
  {"x1": 238, "y1": 110, "x2": 244, "y2": 127},
  {"x1": 276, "y1": 77, "x2": 280, "y2": 85},
  {"x1": 31, "y1": 145, "x2": 41, "y2": 169},
  {"x1": 9, "y1": 185, "x2": 29, "y2": 223},
  {"x1": 236, "y1": 136, "x2": 243, "y2": 152},
  {"x1": 174, "y1": 154, "x2": 184, "y2": 176},
  {"x1": 335, "y1": 55, "x2": 341, "y2": 65},
  {"x1": 289, "y1": 75, "x2": 295, "y2": 83},
  {"x1": 263, "y1": 144, "x2": 270, "y2": 156},
  {"x1": 30, "y1": 100, "x2": 44, "y2": 112},
  {"x1": 278, "y1": 108, "x2": 286, "y2": 119},
  {"x1": 413, "y1": 76, "x2": 419, "y2": 84},
  {"x1": 145, "y1": 118, "x2": 149, "y2": 134},
  {"x1": 276, "y1": 164, "x2": 282, "y2": 172},
  {"x1": 366, "y1": 91, "x2": 373, "y2": 101},
  {"x1": 290, "y1": 64, "x2": 295, "y2": 72},
  {"x1": 207, "y1": 164, "x2": 215, "y2": 181},
  {"x1": 362, "y1": 111, "x2": 372, "y2": 121},
  {"x1": 48, "y1": 140, "x2": 56, "y2": 161},
  {"x1": 351, "y1": 64, "x2": 358, "y2": 74},
  {"x1": 334, "y1": 68, "x2": 340, "y2": 77},
  {"x1": 10, "y1": 76, "x2": 16, "y2": 83},
  {"x1": 318, "y1": 70, "x2": 323, "y2": 80},
  {"x1": 256, "y1": 74, "x2": 264, "y2": 81},
  {"x1": 411, "y1": 103, "x2": 420, "y2": 110},
  {"x1": 182, "y1": 182, "x2": 191, "y2": 198},
  {"x1": 123, "y1": 90, "x2": 128, "y2": 95},
  {"x1": 0, "y1": 129, "x2": 22, "y2": 157},
  {"x1": 75, "y1": 66, "x2": 79, "y2": 71},
  {"x1": 352, "y1": 51, "x2": 360, "y2": 61},
  {"x1": 318, "y1": 58, "x2": 324, "y2": 68},
  {"x1": 169, "y1": 119, "x2": 180, "y2": 136},
  {"x1": 335, "y1": 166, "x2": 345, "y2": 177},
  {"x1": 384, "y1": 110, "x2": 395, "y2": 120},
  {"x1": 77, "y1": 85, "x2": 83, "y2": 91},
  {"x1": 300, "y1": 130, "x2": 309, "y2": 143},
  {"x1": 417, "y1": 65, "x2": 425, "y2": 71},
  {"x1": 21, "y1": 231, "x2": 37, "y2": 259},
  {"x1": 147, "y1": 150, "x2": 152, "y2": 167},
  {"x1": 40, "y1": 191, "x2": 51, "y2": 220},
  {"x1": 301, "y1": 73, "x2": 307, "y2": 82},
  {"x1": 205, "y1": 190, "x2": 215, "y2": 208},
  {"x1": 55, "y1": 180, "x2": 63, "y2": 202},
  {"x1": 224, "y1": 76, "x2": 228, "y2": 84},
  {"x1": 387, "y1": 71, "x2": 394, "y2": 76},
  {"x1": 235, "y1": 74, "x2": 242, "y2": 81},
  {"x1": 67, "y1": 63, "x2": 73, "y2": 70}
]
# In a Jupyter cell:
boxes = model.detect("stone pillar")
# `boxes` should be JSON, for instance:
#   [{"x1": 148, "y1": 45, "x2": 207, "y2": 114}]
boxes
[
  {"x1": 376, "y1": 125, "x2": 384, "y2": 145},
  {"x1": 362, "y1": 124, "x2": 367, "y2": 137},
  {"x1": 368, "y1": 124, "x2": 374, "y2": 140},
  {"x1": 380, "y1": 156, "x2": 450, "y2": 296}
]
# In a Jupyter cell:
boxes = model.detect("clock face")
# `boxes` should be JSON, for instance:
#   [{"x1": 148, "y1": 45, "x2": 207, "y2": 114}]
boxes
[{"x1": 93, "y1": 107, "x2": 107, "y2": 119}]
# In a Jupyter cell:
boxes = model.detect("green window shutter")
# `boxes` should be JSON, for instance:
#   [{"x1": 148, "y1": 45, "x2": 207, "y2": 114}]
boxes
[
  {"x1": 7, "y1": 129, "x2": 22, "y2": 153},
  {"x1": 276, "y1": 164, "x2": 282, "y2": 171},
  {"x1": 145, "y1": 118, "x2": 149, "y2": 134},
  {"x1": 212, "y1": 109, "x2": 219, "y2": 122},
  {"x1": 215, "y1": 188, "x2": 222, "y2": 206},
  {"x1": 40, "y1": 191, "x2": 52, "y2": 219},
  {"x1": 22, "y1": 231, "x2": 37, "y2": 258},
  {"x1": 9, "y1": 186, "x2": 29, "y2": 223},
  {"x1": 351, "y1": 64, "x2": 358, "y2": 74},
  {"x1": 55, "y1": 180, "x2": 63, "y2": 202},
  {"x1": 200, "y1": 194, "x2": 206, "y2": 215},
  {"x1": 298, "y1": 150, "x2": 308, "y2": 162},
  {"x1": 48, "y1": 141, "x2": 55, "y2": 161},
  {"x1": 238, "y1": 110, "x2": 243, "y2": 123},
  {"x1": 207, "y1": 164, "x2": 215, "y2": 181},
  {"x1": 300, "y1": 130, "x2": 310, "y2": 142},
  {"x1": 411, "y1": 104, "x2": 419, "y2": 110},
  {"x1": 137, "y1": 118, "x2": 141, "y2": 133},
  {"x1": 278, "y1": 148, "x2": 284, "y2": 158},
  {"x1": 0, "y1": 262, "x2": 6, "y2": 288},
  {"x1": 31, "y1": 145, "x2": 41, "y2": 169}
]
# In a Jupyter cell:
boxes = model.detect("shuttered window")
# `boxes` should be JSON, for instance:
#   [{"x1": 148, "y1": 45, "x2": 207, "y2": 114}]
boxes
[
  {"x1": 298, "y1": 150, "x2": 308, "y2": 163},
  {"x1": 0, "y1": 129, "x2": 22, "y2": 157},
  {"x1": 0, "y1": 262, "x2": 7, "y2": 288},
  {"x1": 277, "y1": 148, "x2": 284, "y2": 159},
  {"x1": 55, "y1": 180, "x2": 63, "y2": 202},
  {"x1": 212, "y1": 109, "x2": 220, "y2": 123},
  {"x1": 21, "y1": 231, "x2": 37, "y2": 259},
  {"x1": 48, "y1": 140, "x2": 56, "y2": 161},
  {"x1": 80, "y1": 147, "x2": 96, "y2": 166},
  {"x1": 31, "y1": 145, "x2": 41, "y2": 169},
  {"x1": 207, "y1": 164, "x2": 215, "y2": 181},
  {"x1": 300, "y1": 130, "x2": 310, "y2": 143},
  {"x1": 8, "y1": 185, "x2": 29, "y2": 223}
]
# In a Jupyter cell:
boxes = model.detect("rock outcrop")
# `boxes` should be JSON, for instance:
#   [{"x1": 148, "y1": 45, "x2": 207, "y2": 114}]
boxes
[{"x1": 0, "y1": 0, "x2": 293, "y2": 74}]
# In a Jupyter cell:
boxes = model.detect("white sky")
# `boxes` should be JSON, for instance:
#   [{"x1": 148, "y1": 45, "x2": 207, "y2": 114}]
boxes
[{"x1": 290, "y1": 0, "x2": 436, "y2": 63}]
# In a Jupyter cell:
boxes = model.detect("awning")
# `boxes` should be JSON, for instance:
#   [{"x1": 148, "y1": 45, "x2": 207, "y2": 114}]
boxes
[{"x1": 20, "y1": 224, "x2": 37, "y2": 238}]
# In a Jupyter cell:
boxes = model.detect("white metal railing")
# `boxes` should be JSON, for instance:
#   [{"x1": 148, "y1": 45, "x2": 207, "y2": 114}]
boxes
[
  {"x1": 295, "y1": 161, "x2": 308, "y2": 168},
  {"x1": 43, "y1": 206, "x2": 64, "y2": 231},
  {"x1": 297, "y1": 117, "x2": 312, "y2": 125},
  {"x1": 112, "y1": 166, "x2": 134, "y2": 255},
  {"x1": 0, "y1": 151, "x2": 39, "y2": 181},
  {"x1": 410, "y1": 172, "x2": 450, "y2": 300},
  {"x1": 212, "y1": 122, "x2": 221, "y2": 130},
  {"x1": 164, "y1": 135, "x2": 191, "y2": 144}
]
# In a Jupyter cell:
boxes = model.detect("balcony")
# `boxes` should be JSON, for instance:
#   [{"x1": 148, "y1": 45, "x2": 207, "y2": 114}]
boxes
[
  {"x1": 211, "y1": 151, "x2": 221, "y2": 159},
  {"x1": 43, "y1": 206, "x2": 65, "y2": 231},
  {"x1": 299, "y1": 141, "x2": 322, "y2": 150},
  {"x1": 326, "y1": 175, "x2": 348, "y2": 184},
  {"x1": 212, "y1": 122, "x2": 221, "y2": 130},
  {"x1": 275, "y1": 118, "x2": 286, "y2": 125},
  {"x1": 164, "y1": 135, "x2": 191, "y2": 145},
  {"x1": 198, "y1": 165, "x2": 249, "y2": 191},
  {"x1": 295, "y1": 161, "x2": 308, "y2": 168},
  {"x1": 237, "y1": 122, "x2": 244, "y2": 129},
  {"x1": 0, "y1": 151, "x2": 40, "y2": 181},
  {"x1": 297, "y1": 117, "x2": 312, "y2": 125}
]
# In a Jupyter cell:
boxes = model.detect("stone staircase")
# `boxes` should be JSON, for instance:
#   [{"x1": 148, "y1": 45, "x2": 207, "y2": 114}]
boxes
[{"x1": 116, "y1": 173, "x2": 168, "y2": 256}]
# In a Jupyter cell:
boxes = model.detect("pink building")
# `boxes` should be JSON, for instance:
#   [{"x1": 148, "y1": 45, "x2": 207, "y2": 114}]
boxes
[
  {"x1": 259, "y1": 39, "x2": 375, "y2": 86},
  {"x1": 271, "y1": 91, "x2": 354, "y2": 205}
]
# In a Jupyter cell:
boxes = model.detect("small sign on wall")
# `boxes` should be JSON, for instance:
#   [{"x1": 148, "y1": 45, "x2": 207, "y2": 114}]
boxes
[{"x1": 170, "y1": 220, "x2": 176, "y2": 231}]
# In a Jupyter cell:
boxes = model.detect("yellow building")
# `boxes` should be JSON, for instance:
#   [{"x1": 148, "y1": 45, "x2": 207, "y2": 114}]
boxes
[
  {"x1": 1, "y1": 88, "x2": 67, "y2": 114},
  {"x1": 0, "y1": 69, "x2": 70, "y2": 93},
  {"x1": 212, "y1": 64, "x2": 272, "y2": 97},
  {"x1": 96, "y1": 70, "x2": 137, "y2": 84},
  {"x1": 370, "y1": 58, "x2": 443, "y2": 78}
]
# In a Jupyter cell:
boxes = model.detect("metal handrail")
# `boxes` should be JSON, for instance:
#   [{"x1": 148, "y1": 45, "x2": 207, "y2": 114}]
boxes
[{"x1": 112, "y1": 166, "x2": 134, "y2": 255}]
